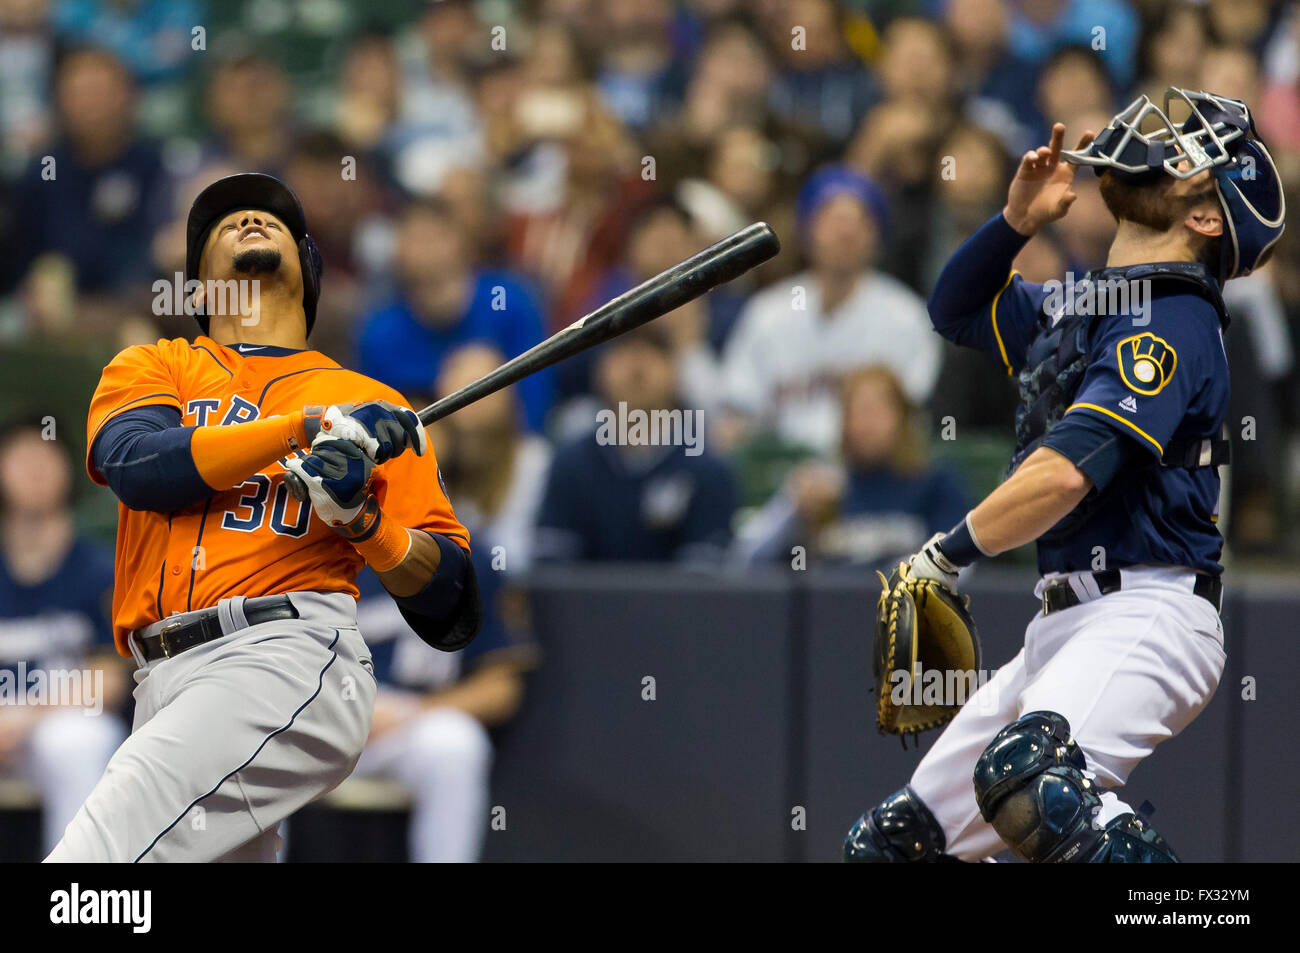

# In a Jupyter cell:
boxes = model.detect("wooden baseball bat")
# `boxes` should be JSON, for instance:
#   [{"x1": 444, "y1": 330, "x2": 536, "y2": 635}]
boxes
[{"x1": 286, "y1": 221, "x2": 780, "y2": 501}]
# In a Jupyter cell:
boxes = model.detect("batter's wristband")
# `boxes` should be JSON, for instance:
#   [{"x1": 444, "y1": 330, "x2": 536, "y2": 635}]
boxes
[
  {"x1": 299, "y1": 405, "x2": 325, "y2": 447},
  {"x1": 336, "y1": 497, "x2": 411, "y2": 572}
]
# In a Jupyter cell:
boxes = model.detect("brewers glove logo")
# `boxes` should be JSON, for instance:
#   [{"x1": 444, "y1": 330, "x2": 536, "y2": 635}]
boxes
[{"x1": 1117, "y1": 332, "x2": 1177, "y2": 396}]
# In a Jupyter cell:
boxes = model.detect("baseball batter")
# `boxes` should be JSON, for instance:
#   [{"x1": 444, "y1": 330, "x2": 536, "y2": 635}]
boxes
[
  {"x1": 845, "y1": 89, "x2": 1285, "y2": 862},
  {"x1": 46, "y1": 173, "x2": 480, "y2": 862}
]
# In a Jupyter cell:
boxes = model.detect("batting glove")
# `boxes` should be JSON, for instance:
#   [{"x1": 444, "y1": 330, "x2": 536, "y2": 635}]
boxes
[
  {"x1": 302, "y1": 400, "x2": 428, "y2": 464},
  {"x1": 905, "y1": 533, "x2": 961, "y2": 591},
  {"x1": 283, "y1": 439, "x2": 374, "y2": 527}
]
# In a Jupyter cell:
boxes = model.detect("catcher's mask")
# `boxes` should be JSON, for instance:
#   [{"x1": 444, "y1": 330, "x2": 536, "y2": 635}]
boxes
[
  {"x1": 1061, "y1": 87, "x2": 1285, "y2": 283},
  {"x1": 185, "y1": 172, "x2": 323, "y2": 336}
]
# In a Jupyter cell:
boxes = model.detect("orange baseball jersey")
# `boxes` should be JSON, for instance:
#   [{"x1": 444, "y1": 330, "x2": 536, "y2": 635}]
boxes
[{"x1": 86, "y1": 336, "x2": 469, "y2": 654}]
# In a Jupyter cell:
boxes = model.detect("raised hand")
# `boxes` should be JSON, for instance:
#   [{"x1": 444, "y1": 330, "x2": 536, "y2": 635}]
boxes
[{"x1": 1003, "y1": 123, "x2": 1097, "y2": 237}]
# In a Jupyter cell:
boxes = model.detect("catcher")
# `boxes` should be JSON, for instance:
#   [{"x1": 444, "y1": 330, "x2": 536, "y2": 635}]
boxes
[{"x1": 846, "y1": 89, "x2": 1284, "y2": 863}]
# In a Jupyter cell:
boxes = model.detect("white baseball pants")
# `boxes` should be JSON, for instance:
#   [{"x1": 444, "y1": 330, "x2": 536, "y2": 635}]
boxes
[{"x1": 908, "y1": 566, "x2": 1226, "y2": 861}]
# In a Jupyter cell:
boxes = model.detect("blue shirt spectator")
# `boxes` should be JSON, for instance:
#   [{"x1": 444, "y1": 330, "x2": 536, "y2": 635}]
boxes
[
  {"x1": 736, "y1": 461, "x2": 973, "y2": 569},
  {"x1": 733, "y1": 366, "x2": 972, "y2": 569},
  {"x1": 0, "y1": 422, "x2": 128, "y2": 858},
  {"x1": 820, "y1": 465, "x2": 971, "y2": 566},
  {"x1": 357, "y1": 198, "x2": 552, "y2": 431},
  {"x1": 766, "y1": 0, "x2": 879, "y2": 143},
  {"x1": 535, "y1": 326, "x2": 738, "y2": 563},
  {"x1": 0, "y1": 535, "x2": 115, "y2": 669},
  {"x1": 1007, "y1": 0, "x2": 1138, "y2": 88},
  {"x1": 12, "y1": 47, "x2": 169, "y2": 292},
  {"x1": 358, "y1": 268, "x2": 552, "y2": 432},
  {"x1": 53, "y1": 0, "x2": 203, "y2": 86},
  {"x1": 535, "y1": 434, "x2": 738, "y2": 563},
  {"x1": 593, "y1": 0, "x2": 688, "y2": 131},
  {"x1": 0, "y1": 422, "x2": 117, "y2": 672},
  {"x1": 15, "y1": 139, "x2": 167, "y2": 292}
]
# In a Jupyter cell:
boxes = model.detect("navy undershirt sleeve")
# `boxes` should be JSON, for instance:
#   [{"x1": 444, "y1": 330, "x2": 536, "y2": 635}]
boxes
[
  {"x1": 927, "y1": 213, "x2": 1031, "y2": 329},
  {"x1": 91, "y1": 405, "x2": 214, "y2": 512},
  {"x1": 1041, "y1": 412, "x2": 1142, "y2": 492}
]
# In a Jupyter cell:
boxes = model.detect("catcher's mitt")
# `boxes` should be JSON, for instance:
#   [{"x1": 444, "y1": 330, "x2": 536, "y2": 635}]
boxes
[{"x1": 873, "y1": 563, "x2": 982, "y2": 742}]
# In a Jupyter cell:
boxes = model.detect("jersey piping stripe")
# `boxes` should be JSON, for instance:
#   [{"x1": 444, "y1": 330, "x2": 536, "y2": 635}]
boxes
[
  {"x1": 1066, "y1": 403, "x2": 1164, "y2": 454},
  {"x1": 155, "y1": 554, "x2": 166, "y2": 621},
  {"x1": 990, "y1": 270, "x2": 1018, "y2": 377},
  {"x1": 133, "y1": 630, "x2": 341, "y2": 862},
  {"x1": 257, "y1": 366, "x2": 344, "y2": 406},
  {"x1": 186, "y1": 500, "x2": 212, "y2": 611},
  {"x1": 94, "y1": 392, "x2": 182, "y2": 434},
  {"x1": 190, "y1": 345, "x2": 234, "y2": 378},
  {"x1": 155, "y1": 513, "x2": 173, "y2": 619}
]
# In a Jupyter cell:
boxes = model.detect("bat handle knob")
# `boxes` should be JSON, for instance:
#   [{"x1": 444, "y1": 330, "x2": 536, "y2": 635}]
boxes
[{"x1": 284, "y1": 470, "x2": 309, "y2": 502}]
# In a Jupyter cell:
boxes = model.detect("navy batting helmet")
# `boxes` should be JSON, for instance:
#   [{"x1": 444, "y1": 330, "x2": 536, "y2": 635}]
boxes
[
  {"x1": 185, "y1": 173, "x2": 323, "y2": 335},
  {"x1": 1062, "y1": 87, "x2": 1285, "y2": 283}
]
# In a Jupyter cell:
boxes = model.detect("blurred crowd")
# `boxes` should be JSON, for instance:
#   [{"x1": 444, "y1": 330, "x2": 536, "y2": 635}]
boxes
[
  {"x1": 5, "y1": 0, "x2": 1300, "y2": 562},
  {"x1": 2, "y1": 0, "x2": 1300, "y2": 858}
]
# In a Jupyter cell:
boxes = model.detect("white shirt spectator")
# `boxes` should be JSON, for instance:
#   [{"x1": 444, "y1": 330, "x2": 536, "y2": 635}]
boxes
[{"x1": 718, "y1": 270, "x2": 940, "y2": 454}]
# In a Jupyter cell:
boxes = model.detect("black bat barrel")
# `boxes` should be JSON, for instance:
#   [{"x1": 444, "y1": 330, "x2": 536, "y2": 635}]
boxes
[{"x1": 416, "y1": 221, "x2": 780, "y2": 425}]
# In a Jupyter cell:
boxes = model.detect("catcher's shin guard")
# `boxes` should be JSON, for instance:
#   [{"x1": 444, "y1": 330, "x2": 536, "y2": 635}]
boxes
[
  {"x1": 972, "y1": 711, "x2": 1179, "y2": 863},
  {"x1": 843, "y1": 785, "x2": 961, "y2": 862},
  {"x1": 1086, "y1": 813, "x2": 1179, "y2": 862}
]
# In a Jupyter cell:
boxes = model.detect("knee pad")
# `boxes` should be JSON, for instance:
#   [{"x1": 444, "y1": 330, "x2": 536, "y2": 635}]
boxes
[
  {"x1": 973, "y1": 710, "x2": 1108, "y2": 863},
  {"x1": 843, "y1": 786, "x2": 957, "y2": 863}
]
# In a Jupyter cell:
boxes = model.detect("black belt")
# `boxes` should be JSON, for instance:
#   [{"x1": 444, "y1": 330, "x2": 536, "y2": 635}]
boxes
[
  {"x1": 136, "y1": 596, "x2": 299, "y2": 662},
  {"x1": 1041, "y1": 570, "x2": 1222, "y2": 616}
]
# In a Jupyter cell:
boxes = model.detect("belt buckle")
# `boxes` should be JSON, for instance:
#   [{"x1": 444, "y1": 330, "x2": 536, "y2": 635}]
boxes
[
  {"x1": 158, "y1": 618, "x2": 185, "y2": 658},
  {"x1": 1041, "y1": 580, "x2": 1068, "y2": 616}
]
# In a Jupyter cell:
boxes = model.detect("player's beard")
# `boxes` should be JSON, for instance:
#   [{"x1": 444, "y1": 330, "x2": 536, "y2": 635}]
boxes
[
  {"x1": 1099, "y1": 170, "x2": 1217, "y2": 231},
  {"x1": 232, "y1": 246, "x2": 283, "y2": 275}
]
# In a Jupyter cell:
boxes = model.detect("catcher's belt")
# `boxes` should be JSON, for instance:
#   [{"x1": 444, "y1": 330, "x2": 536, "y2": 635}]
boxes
[{"x1": 1040, "y1": 569, "x2": 1223, "y2": 615}]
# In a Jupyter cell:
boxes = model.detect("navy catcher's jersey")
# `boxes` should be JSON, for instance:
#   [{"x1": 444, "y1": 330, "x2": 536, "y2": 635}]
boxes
[{"x1": 954, "y1": 271, "x2": 1229, "y2": 575}]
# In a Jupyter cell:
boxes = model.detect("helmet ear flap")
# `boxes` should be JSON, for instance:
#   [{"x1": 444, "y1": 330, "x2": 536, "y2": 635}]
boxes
[
  {"x1": 298, "y1": 235, "x2": 322, "y2": 335},
  {"x1": 1212, "y1": 137, "x2": 1286, "y2": 282}
]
